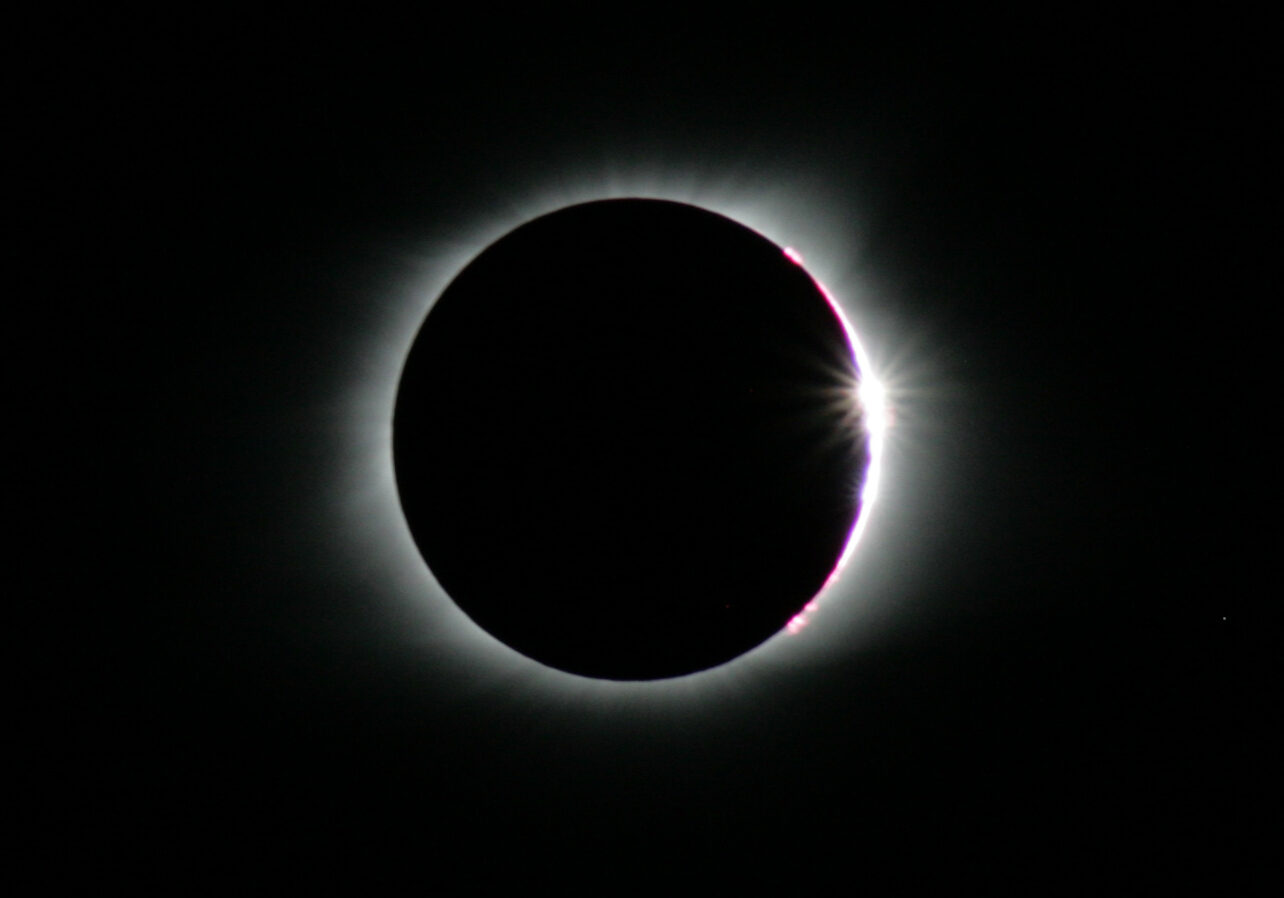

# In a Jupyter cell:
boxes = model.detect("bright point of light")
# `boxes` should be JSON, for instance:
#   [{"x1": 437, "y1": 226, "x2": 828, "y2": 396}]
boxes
[{"x1": 859, "y1": 377, "x2": 890, "y2": 438}]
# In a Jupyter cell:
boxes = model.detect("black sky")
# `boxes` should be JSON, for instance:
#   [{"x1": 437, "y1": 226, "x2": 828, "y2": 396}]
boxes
[{"x1": 29, "y1": 12, "x2": 1270, "y2": 882}]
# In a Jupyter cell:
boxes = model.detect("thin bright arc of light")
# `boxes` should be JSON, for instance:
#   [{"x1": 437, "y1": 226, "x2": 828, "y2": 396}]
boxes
[{"x1": 781, "y1": 247, "x2": 888, "y2": 596}]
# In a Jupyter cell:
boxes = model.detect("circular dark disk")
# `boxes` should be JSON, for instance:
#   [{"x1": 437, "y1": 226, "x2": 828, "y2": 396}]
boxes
[{"x1": 394, "y1": 199, "x2": 869, "y2": 679}]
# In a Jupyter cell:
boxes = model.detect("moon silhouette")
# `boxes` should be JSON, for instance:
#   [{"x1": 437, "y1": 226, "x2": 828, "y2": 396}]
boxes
[{"x1": 394, "y1": 199, "x2": 870, "y2": 679}]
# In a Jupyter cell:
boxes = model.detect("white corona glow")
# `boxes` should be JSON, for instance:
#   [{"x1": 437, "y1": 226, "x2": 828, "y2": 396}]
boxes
[{"x1": 325, "y1": 160, "x2": 904, "y2": 700}]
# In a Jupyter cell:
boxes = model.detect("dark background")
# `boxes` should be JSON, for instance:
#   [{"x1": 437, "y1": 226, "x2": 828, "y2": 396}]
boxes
[{"x1": 30, "y1": 11, "x2": 1269, "y2": 880}]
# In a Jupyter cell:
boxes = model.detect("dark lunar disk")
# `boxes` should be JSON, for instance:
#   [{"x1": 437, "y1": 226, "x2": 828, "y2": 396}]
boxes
[{"x1": 394, "y1": 199, "x2": 869, "y2": 679}]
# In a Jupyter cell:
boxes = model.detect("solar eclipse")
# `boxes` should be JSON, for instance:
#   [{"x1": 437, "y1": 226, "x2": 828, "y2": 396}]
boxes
[{"x1": 393, "y1": 198, "x2": 884, "y2": 679}]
